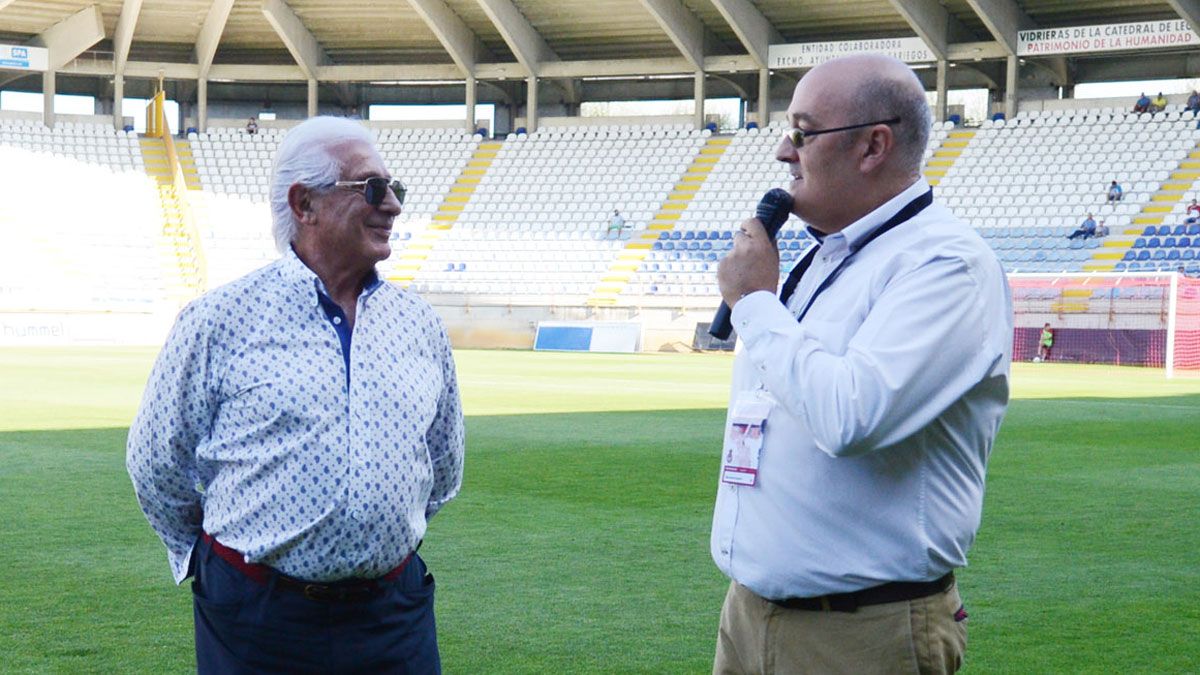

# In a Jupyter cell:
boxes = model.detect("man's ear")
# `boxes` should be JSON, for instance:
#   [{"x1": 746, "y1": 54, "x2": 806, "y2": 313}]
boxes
[
  {"x1": 288, "y1": 183, "x2": 317, "y2": 226},
  {"x1": 858, "y1": 124, "x2": 894, "y2": 174}
]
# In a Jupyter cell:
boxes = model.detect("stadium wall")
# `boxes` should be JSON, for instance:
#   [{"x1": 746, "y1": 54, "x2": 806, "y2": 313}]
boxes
[{"x1": 428, "y1": 300, "x2": 717, "y2": 352}]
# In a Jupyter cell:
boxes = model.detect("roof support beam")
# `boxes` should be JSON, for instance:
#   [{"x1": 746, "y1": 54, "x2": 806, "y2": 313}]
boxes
[
  {"x1": 1165, "y1": 0, "x2": 1200, "y2": 38},
  {"x1": 112, "y1": 0, "x2": 144, "y2": 76},
  {"x1": 405, "y1": 0, "x2": 494, "y2": 76},
  {"x1": 261, "y1": 0, "x2": 332, "y2": 80},
  {"x1": 27, "y1": 5, "x2": 105, "y2": 71},
  {"x1": 637, "y1": 0, "x2": 707, "y2": 72},
  {"x1": 947, "y1": 41, "x2": 1007, "y2": 61},
  {"x1": 708, "y1": 0, "x2": 782, "y2": 69},
  {"x1": 886, "y1": 0, "x2": 972, "y2": 61},
  {"x1": 475, "y1": 0, "x2": 557, "y2": 76},
  {"x1": 0, "y1": 5, "x2": 105, "y2": 89},
  {"x1": 195, "y1": 0, "x2": 235, "y2": 79},
  {"x1": 963, "y1": 0, "x2": 1034, "y2": 55}
]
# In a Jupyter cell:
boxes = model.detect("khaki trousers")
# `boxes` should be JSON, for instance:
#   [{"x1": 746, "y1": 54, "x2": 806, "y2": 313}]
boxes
[{"x1": 713, "y1": 580, "x2": 967, "y2": 675}]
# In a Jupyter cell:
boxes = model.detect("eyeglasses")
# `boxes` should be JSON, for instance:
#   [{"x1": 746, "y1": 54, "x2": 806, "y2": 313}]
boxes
[
  {"x1": 332, "y1": 177, "x2": 406, "y2": 206},
  {"x1": 782, "y1": 118, "x2": 901, "y2": 148}
]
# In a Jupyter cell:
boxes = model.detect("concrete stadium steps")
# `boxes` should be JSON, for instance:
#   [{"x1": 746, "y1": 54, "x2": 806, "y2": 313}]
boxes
[
  {"x1": 390, "y1": 140, "x2": 501, "y2": 285},
  {"x1": 587, "y1": 136, "x2": 730, "y2": 305},
  {"x1": 1084, "y1": 138, "x2": 1200, "y2": 272},
  {"x1": 924, "y1": 129, "x2": 973, "y2": 186},
  {"x1": 141, "y1": 136, "x2": 206, "y2": 298}
]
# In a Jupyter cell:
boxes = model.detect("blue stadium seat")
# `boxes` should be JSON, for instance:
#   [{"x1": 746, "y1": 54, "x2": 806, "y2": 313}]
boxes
[
  {"x1": 1189, "y1": 224, "x2": 1200, "y2": 236},
  {"x1": 658, "y1": 232, "x2": 669, "y2": 240},
  {"x1": 1147, "y1": 237, "x2": 1161, "y2": 248},
  {"x1": 1167, "y1": 249, "x2": 1181, "y2": 261},
  {"x1": 662, "y1": 241, "x2": 674, "y2": 251},
  {"x1": 720, "y1": 231, "x2": 732, "y2": 240},
  {"x1": 669, "y1": 231, "x2": 681, "y2": 240},
  {"x1": 1123, "y1": 251, "x2": 1137, "y2": 261},
  {"x1": 1164, "y1": 237, "x2": 1177, "y2": 248},
  {"x1": 1180, "y1": 236, "x2": 1192, "y2": 248},
  {"x1": 701, "y1": 241, "x2": 712, "y2": 250},
  {"x1": 1158, "y1": 225, "x2": 1171, "y2": 236},
  {"x1": 1152, "y1": 250, "x2": 1167, "y2": 261},
  {"x1": 1134, "y1": 237, "x2": 1147, "y2": 248},
  {"x1": 1143, "y1": 226, "x2": 1157, "y2": 236},
  {"x1": 683, "y1": 231, "x2": 695, "y2": 240},
  {"x1": 1128, "y1": 262, "x2": 1142, "y2": 270},
  {"x1": 1184, "y1": 250, "x2": 1197, "y2": 261},
  {"x1": 1114, "y1": 262, "x2": 1127, "y2": 271},
  {"x1": 1174, "y1": 225, "x2": 1188, "y2": 236},
  {"x1": 695, "y1": 231, "x2": 708, "y2": 240},
  {"x1": 1137, "y1": 250, "x2": 1151, "y2": 261}
]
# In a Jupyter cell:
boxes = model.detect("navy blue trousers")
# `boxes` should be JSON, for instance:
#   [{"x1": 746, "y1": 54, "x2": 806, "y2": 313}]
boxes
[{"x1": 192, "y1": 537, "x2": 440, "y2": 674}]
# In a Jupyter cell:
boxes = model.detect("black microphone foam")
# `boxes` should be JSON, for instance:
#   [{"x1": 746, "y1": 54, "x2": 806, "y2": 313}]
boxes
[{"x1": 708, "y1": 188, "x2": 795, "y2": 341}]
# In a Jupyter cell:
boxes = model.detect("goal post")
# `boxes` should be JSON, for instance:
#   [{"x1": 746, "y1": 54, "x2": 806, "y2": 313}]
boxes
[{"x1": 1008, "y1": 272, "x2": 1200, "y2": 376}]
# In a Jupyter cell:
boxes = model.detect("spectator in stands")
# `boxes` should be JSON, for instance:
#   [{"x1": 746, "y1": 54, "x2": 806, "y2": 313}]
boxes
[
  {"x1": 1186, "y1": 198, "x2": 1200, "y2": 223},
  {"x1": 245, "y1": 117, "x2": 258, "y2": 135},
  {"x1": 1187, "y1": 90, "x2": 1200, "y2": 116},
  {"x1": 1068, "y1": 213, "x2": 1097, "y2": 240},
  {"x1": 127, "y1": 116, "x2": 463, "y2": 674},
  {"x1": 1095, "y1": 219, "x2": 1109, "y2": 238},
  {"x1": 713, "y1": 53, "x2": 1010, "y2": 674},
  {"x1": 1106, "y1": 180, "x2": 1123, "y2": 202},
  {"x1": 1035, "y1": 323, "x2": 1054, "y2": 362},
  {"x1": 1150, "y1": 92, "x2": 1168, "y2": 113},
  {"x1": 606, "y1": 208, "x2": 626, "y2": 239},
  {"x1": 1133, "y1": 93, "x2": 1151, "y2": 113}
]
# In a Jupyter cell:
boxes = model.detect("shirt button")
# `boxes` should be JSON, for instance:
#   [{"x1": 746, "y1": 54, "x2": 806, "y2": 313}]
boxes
[
  {"x1": 720, "y1": 548, "x2": 729, "y2": 555},
  {"x1": 333, "y1": 316, "x2": 342, "y2": 325}
]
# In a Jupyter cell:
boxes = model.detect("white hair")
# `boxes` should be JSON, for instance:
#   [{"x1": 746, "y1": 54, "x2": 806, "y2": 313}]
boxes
[{"x1": 269, "y1": 117, "x2": 376, "y2": 253}]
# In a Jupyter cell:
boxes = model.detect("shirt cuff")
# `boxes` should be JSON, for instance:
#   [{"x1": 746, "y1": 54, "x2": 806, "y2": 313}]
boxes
[{"x1": 730, "y1": 290, "x2": 798, "y2": 348}]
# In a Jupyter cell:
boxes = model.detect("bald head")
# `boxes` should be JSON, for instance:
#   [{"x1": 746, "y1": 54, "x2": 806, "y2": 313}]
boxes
[{"x1": 804, "y1": 54, "x2": 931, "y2": 177}]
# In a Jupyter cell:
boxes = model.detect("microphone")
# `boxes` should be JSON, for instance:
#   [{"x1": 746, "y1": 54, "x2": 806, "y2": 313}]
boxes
[{"x1": 708, "y1": 188, "x2": 795, "y2": 340}]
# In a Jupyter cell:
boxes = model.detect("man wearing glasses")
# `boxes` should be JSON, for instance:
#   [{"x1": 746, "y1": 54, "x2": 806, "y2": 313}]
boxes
[
  {"x1": 128, "y1": 116, "x2": 464, "y2": 673},
  {"x1": 713, "y1": 54, "x2": 1011, "y2": 673}
]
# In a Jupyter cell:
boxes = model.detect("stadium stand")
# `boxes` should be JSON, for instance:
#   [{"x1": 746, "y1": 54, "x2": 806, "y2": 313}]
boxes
[
  {"x1": 0, "y1": 117, "x2": 167, "y2": 313},
  {"x1": 941, "y1": 106, "x2": 1200, "y2": 275},
  {"x1": 411, "y1": 124, "x2": 702, "y2": 299}
]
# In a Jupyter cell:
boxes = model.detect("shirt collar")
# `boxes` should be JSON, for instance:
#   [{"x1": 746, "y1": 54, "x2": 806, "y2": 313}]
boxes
[
  {"x1": 838, "y1": 177, "x2": 930, "y2": 252},
  {"x1": 278, "y1": 247, "x2": 385, "y2": 304}
]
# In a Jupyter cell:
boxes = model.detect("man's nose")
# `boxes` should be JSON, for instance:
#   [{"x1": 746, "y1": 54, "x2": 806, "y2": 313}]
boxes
[{"x1": 775, "y1": 135, "x2": 798, "y2": 163}]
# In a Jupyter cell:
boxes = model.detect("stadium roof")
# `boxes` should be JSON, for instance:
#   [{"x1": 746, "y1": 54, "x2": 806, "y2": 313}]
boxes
[{"x1": 0, "y1": 0, "x2": 1193, "y2": 85}]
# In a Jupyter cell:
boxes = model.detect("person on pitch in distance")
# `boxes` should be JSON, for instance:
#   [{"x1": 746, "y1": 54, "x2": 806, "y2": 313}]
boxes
[
  {"x1": 127, "y1": 116, "x2": 465, "y2": 674},
  {"x1": 712, "y1": 53, "x2": 1012, "y2": 675}
]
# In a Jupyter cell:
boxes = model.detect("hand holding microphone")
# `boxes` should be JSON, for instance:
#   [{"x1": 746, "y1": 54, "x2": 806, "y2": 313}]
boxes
[{"x1": 710, "y1": 189, "x2": 794, "y2": 340}]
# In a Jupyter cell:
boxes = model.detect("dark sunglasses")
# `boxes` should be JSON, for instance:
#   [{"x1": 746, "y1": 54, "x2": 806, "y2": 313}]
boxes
[
  {"x1": 782, "y1": 117, "x2": 901, "y2": 148},
  {"x1": 332, "y1": 177, "x2": 406, "y2": 206}
]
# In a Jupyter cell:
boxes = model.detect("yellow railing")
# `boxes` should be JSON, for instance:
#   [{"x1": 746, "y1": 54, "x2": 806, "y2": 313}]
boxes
[{"x1": 145, "y1": 91, "x2": 208, "y2": 292}]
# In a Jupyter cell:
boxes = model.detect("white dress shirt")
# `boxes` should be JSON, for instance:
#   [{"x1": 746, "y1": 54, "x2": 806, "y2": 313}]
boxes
[
  {"x1": 127, "y1": 250, "x2": 465, "y2": 583},
  {"x1": 711, "y1": 178, "x2": 1012, "y2": 600}
]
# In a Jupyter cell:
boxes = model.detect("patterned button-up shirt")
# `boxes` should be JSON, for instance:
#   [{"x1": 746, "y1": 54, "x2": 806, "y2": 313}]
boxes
[{"x1": 127, "y1": 249, "x2": 465, "y2": 583}]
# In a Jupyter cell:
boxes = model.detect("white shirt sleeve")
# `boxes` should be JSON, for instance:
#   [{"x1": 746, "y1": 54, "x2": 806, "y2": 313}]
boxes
[
  {"x1": 126, "y1": 302, "x2": 213, "y2": 583},
  {"x1": 731, "y1": 254, "x2": 1002, "y2": 457}
]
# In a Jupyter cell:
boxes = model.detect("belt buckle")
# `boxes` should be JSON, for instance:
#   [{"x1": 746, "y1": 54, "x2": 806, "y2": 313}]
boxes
[{"x1": 302, "y1": 583, "x2": 331, "y2": 602}]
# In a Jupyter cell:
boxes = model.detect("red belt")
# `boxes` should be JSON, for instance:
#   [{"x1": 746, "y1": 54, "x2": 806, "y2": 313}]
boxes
[{"x1": 201, "y1": 533, "x2": 412, "y2": 602}]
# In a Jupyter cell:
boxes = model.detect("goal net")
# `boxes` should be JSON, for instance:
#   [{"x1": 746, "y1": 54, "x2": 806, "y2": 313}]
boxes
[{"x1": 1009, "y1": 272, "x2": 1200, "y2": 376}]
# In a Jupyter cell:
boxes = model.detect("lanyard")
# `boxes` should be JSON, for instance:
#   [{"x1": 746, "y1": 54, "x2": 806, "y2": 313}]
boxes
[{"x1": 779, "y1": 189, "x2": 933, "y2": 324}]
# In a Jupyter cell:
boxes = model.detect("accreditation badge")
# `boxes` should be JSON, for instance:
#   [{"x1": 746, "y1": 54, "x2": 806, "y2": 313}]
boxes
[{"x1": 721, "y1": 392, "x2": 772, "y2": 486}]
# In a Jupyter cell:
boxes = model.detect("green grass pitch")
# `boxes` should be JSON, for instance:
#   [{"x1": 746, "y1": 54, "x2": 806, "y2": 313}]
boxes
[{"x1": 1, "y1": 347, "x2": 1198, "y2": 673}]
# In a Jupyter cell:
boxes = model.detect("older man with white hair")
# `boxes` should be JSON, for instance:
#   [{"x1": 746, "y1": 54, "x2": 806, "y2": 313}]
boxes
[
  {"x1": 713, "y1": 54, "x2": 1011, "y2": 674},
  {"x1": 127, "y1": 116, "x2": 464, "y2": 673}
]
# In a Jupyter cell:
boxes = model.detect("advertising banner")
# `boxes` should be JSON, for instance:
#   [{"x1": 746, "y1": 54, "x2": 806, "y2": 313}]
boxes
[
  {"x1": 1017, "y1": 19, "x2": 1199, "y2": 56},
  {"x1": 768, "y1": 37, "x2": 935, "y2": 69}
]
